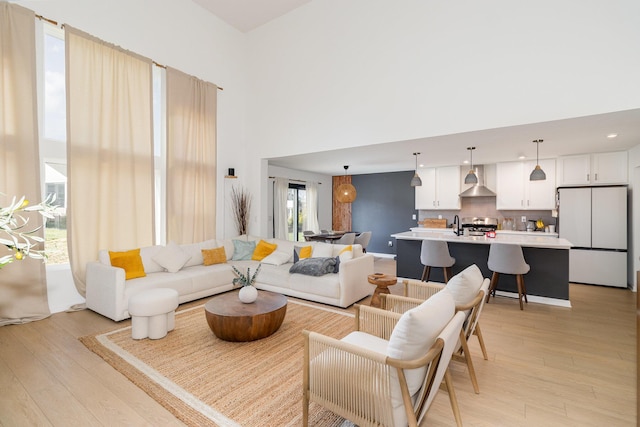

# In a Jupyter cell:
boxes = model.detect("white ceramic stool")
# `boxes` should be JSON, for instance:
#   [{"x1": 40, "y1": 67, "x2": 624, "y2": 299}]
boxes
[{"x1": 128, "y1": 288, "x2": 179, "y2": 339}]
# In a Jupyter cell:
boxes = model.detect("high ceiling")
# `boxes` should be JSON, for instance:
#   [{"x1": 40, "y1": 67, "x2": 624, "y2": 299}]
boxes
[
  {"x1": 191, "y1": 0, "x2": 311, "y2": 33},
  {"x1": 191, "y1": 1, "x2": 640, "y2": 176}
]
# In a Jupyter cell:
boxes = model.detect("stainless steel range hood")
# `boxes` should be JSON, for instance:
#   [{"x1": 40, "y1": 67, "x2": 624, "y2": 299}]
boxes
[{"x1": 459, "y1": 165, "x2": 496, "y2": 197}]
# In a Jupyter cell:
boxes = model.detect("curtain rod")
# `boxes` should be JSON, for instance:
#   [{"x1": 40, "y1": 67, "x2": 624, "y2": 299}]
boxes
[
  {"x1": 269, "y1": 176, "x2": 322, "y2": 185},
  {"x1": 34, "y1": 13, "x2": 224, "y2": 91},
  {"x1": 36, "y1": 14, "x2": 58, "y2": 26}
]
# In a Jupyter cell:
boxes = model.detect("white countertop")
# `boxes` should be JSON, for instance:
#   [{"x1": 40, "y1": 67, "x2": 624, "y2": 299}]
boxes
[{"x1": 394, "y1": 229, "x2": 572, "y2": 249}]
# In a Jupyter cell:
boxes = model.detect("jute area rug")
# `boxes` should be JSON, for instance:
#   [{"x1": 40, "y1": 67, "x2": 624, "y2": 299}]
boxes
[{"x1": 80, "y1": 297, "x2": 358, "y2": 427}]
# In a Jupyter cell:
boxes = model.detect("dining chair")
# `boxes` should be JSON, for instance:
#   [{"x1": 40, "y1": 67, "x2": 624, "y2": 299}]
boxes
[
  {"x1": 354, "y1": 231, "x2": 372, "y2": 252},
  {"x1": 335, "y1": 232, "x2": 356, "y2": 245}
]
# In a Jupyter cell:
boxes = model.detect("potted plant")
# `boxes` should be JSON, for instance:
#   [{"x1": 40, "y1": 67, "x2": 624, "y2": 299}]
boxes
[{"x1": 232, "y1": 264, "x2": 261, "y2": 303}]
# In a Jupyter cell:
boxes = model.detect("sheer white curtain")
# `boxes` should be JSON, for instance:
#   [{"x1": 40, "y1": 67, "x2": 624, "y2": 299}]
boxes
[
  {"x1": 305, "y1": 182, "x2": 320, "y2": 234},
  {"x1": 66, "y1": 27, "x2": 154, "y2": 296},
  {"x1": 273, "y1": 178, "x2": 289, "y2": 240},
  {"x1": 0, "y1": 3, "x2": 50, "y2": 325},
  {"x1": 166, "y1": 67, "x2": 217, "y2": 244}
]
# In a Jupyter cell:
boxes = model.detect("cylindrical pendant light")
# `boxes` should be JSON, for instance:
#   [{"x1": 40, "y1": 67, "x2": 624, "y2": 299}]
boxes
[
  {"x1": 464, "y1": 147, "x2": 478, "y2": 184},
  {"x1": 410, "y1": 152, "x2": 422, "y2": 187},
  {"x1": 529, "y1": 139, "x2": 547, "y2": 181},
  {"x1": 336, "y1": 165, "x2": 357, "y2": 203}
]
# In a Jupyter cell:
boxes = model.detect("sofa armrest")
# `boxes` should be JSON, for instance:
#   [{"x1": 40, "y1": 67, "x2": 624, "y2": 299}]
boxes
[
  {"x1": 338, "y1": 253, "x2": 375, "y2": 307},
  {"x1": 85, "y1": 261, "x2": 128, "y2": 321}
]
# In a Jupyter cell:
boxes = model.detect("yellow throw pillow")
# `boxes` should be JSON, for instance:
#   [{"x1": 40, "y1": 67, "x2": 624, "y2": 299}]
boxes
[
  {"x1": 109, "y1": 248, "x2": 146, "y2": 280},
  {"x1": 202, "y1": 247, "x2": 227, "y2": 266},
  {"x1": 252, "y1": 239, "x2": 278, "y2": 261},
  {"x1": 294, "y1": 245, "x2": 313, "y2": 263}
]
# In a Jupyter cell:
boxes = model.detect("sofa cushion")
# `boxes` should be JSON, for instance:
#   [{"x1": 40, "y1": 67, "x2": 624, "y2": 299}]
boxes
[
  {"x1": 202, "y1": 247, "x2": 227, "y2": 265},
  {"x1": 252, "y1": 239, "x2": 277, "y2": 261},
  {"x1": 138, "y1": 246, "x2": 165, "y2": 273},
  {"x1": 260, "y1": 250, "x2": 291, "y2": 266},
  {"x1": 293, "y1": 245, "x2": 313, "y2": 263},
  {"x1": 289, "y1": 272, "x2": 340, "y2": 299},
  {"x1": 311, "y1": 243, "x2": 333, "y2": 258},
  {"x1": 445, "y1": 264, "x2": 484, "y2": 306},
  {"x1": 218, "y1": 239, "x2": 236, "y2": 261},
  {"x1": 152, "y1": 241, "x2": 191, "y2": 273},
  {"x1": 109, "y1": 248, "x2": 146, "y2": 280},
  {"x1": 289, "y1": 257, "x2": 338, "y2": 276},
  {"x1": 181, "y1": 239, "x2": 218, "y2": 267},
  {"x1": 232, "y1": 239, "x2": 256, "y2": 260},
  {"x1": 183, "y1": 264, "x2": 236, "y2": 293},
  {"x1": 387, "y1": 290, "x2": 454, "y2": 401}
]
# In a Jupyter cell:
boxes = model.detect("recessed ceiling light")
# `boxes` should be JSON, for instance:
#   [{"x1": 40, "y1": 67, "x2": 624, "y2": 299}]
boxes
[
  {"x1": 518, "y1": 155, "x2": 526, "y2": 160},
  {"x1": 463, "y1": 160, "x2": 469, "y2": 164},
  {"x1": 419, "y1": 163, "x2": 424, "y2": 168},
  {"x1": 607, "y1": 133, "x2": 618, "y2": 139}
]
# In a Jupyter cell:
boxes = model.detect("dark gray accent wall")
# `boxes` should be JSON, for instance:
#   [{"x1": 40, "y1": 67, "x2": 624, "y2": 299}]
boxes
[{"x1": 351, "y1": 171, "x2": 416, "y2": 255}]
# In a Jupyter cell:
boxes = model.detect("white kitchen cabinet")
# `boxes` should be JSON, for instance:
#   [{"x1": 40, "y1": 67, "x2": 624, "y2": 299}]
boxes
[
  {"x1": 592, "y1": 151, "x2": 628, "y2": 184},
  {"x1": 496, "y1": 159, "x2": 556, "y2": 210},
  {"x1": 415, "y1": 166, "x2": 460, "y2": 210},
  {"x1": 557, "y1": 151, "x2": 627, "y2": 186}
]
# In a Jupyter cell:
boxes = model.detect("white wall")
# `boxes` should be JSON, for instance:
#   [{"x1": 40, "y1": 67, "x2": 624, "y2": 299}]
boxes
[
  {"x1": 20, "y1": 0, "x2": 248, "y2": 239},
  {"x1": 245, "y1": 0, "x2": 640, "y2": 235},
  {"x1": 628, "y1": 144, "x2": 640, "y2": 291}
]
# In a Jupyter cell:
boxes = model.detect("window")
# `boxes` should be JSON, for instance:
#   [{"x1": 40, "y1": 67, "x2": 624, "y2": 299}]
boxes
[
  {"x1": 38, "y1": 22, "x2": 68, "y2": 265},
  {"x1": 287, "y1": 184, "x2": 306, "y2": 241}
]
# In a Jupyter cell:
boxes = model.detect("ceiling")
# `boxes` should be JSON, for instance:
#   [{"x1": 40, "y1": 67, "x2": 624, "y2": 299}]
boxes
[
  {"x1": 191, "y1": 0, "x2": 311, "y2": 33},
  {"x1": 268, "y1": 109, "x2": 640, "y2": 176},
  {"x1": 190, "y1": 2, "x2": 640, "y2": 177}
]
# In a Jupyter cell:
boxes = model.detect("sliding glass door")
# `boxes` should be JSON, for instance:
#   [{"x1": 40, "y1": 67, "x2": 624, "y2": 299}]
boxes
[{"x1": 287, "y1": 184, "x2": 306, "y2": 242}]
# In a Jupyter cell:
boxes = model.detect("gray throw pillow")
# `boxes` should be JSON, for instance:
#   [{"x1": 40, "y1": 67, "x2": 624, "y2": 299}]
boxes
[
  {"x1": 232, "y1": 239, "x2": 256, "y2": 260},
  {"x1": 289, "y1": 257, "x2": 338, "y2": 276}
]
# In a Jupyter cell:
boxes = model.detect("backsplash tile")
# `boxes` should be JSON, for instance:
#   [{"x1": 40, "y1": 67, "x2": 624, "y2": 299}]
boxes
[{"x1": 418, "y1": 196, "x2": 557, "y2": 232}]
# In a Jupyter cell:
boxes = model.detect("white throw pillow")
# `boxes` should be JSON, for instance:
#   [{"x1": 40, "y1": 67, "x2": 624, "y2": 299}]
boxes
[
  {"x1": 152, "y1": 241, "x2": 191, "y2": 273},
  {"x1": 387, "y1": 290, "x2": 455, "y2": 401},
  {"x1": 337, "y1": 245, "x2": 353, "y2": 262},
  {"x1": 261, "y1": 250, "x2": 292, "y2": 266},
  {"x1": 445, "y1": 264, "x2": 484, "y2": 306}
]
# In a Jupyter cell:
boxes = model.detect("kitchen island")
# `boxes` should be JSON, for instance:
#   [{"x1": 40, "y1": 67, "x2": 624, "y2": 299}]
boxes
[{"x1": 392, "y1": 229, "x2": 573, "y2": 306}]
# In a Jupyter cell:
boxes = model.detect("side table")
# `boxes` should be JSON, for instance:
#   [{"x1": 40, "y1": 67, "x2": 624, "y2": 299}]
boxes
[{"x1": 367, "y1": 273, "x2": 397, "y2": 308}]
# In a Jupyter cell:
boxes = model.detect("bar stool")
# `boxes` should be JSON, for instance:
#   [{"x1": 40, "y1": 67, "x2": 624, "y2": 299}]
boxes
[
  {"x1": 420, "y1": 240, "x2": 455, "y2": 282},
  {"x1": 486, "y1": 243, "x2": 530, "y2": 310}
]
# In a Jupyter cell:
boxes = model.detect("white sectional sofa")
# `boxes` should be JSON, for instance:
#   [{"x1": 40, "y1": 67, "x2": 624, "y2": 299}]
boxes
[{"x1": 85, "y1": 235, "x2": 375, "y2": 321}]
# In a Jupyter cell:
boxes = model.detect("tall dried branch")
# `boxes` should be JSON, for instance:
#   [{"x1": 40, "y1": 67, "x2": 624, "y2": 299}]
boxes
[{"x1": 230, "y1": 186, "x2": 251, "y2": 236}]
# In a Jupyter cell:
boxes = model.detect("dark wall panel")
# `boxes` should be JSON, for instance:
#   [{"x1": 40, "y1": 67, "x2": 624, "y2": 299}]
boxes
[{"x1": 351, "y1": 171, "x2": 416, "y2": 255}]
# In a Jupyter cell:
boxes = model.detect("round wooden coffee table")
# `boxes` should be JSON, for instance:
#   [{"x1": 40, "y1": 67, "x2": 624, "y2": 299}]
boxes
[
  {"x1": 368, "y1": 274, "x2": 397, "y2": 308},
  {"x1": 204, "y1": 290, "x2": 287, "y2": 342}
]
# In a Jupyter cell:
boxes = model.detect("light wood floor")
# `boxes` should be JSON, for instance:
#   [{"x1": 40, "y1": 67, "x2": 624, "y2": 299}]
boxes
[{"x1": 0, "y1": 258, "x2": 636, "y2": 426}]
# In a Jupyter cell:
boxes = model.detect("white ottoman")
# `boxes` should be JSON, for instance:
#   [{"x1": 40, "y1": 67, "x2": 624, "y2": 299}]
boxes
[{"x1": 128, "y1": 288, "x2": 179, "y2": 339}]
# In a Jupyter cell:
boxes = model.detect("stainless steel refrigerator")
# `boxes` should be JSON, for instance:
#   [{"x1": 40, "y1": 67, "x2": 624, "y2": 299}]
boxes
[{"x1": 558, "y1": 185, "x2": 628, "y2": 287}]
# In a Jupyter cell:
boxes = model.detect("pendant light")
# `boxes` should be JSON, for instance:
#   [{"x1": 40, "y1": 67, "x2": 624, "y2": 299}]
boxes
[
  {"x1": 464, "y1": 147, "x2": 478, "y2": 184},
  {"x1": 336, "y1": 165, "x2": 357, "y2": 203},
  {"x1": 529, "y1": 139, "x2": 547, "y2": 181},
  {"x1": 410, "y1": 152, "x2": 422, "y2": 187}
]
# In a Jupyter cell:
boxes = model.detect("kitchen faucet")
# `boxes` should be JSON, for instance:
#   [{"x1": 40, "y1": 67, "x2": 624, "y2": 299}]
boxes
[{"x1": 453, "y1": 215, "x2": 461, "y2": 236}]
